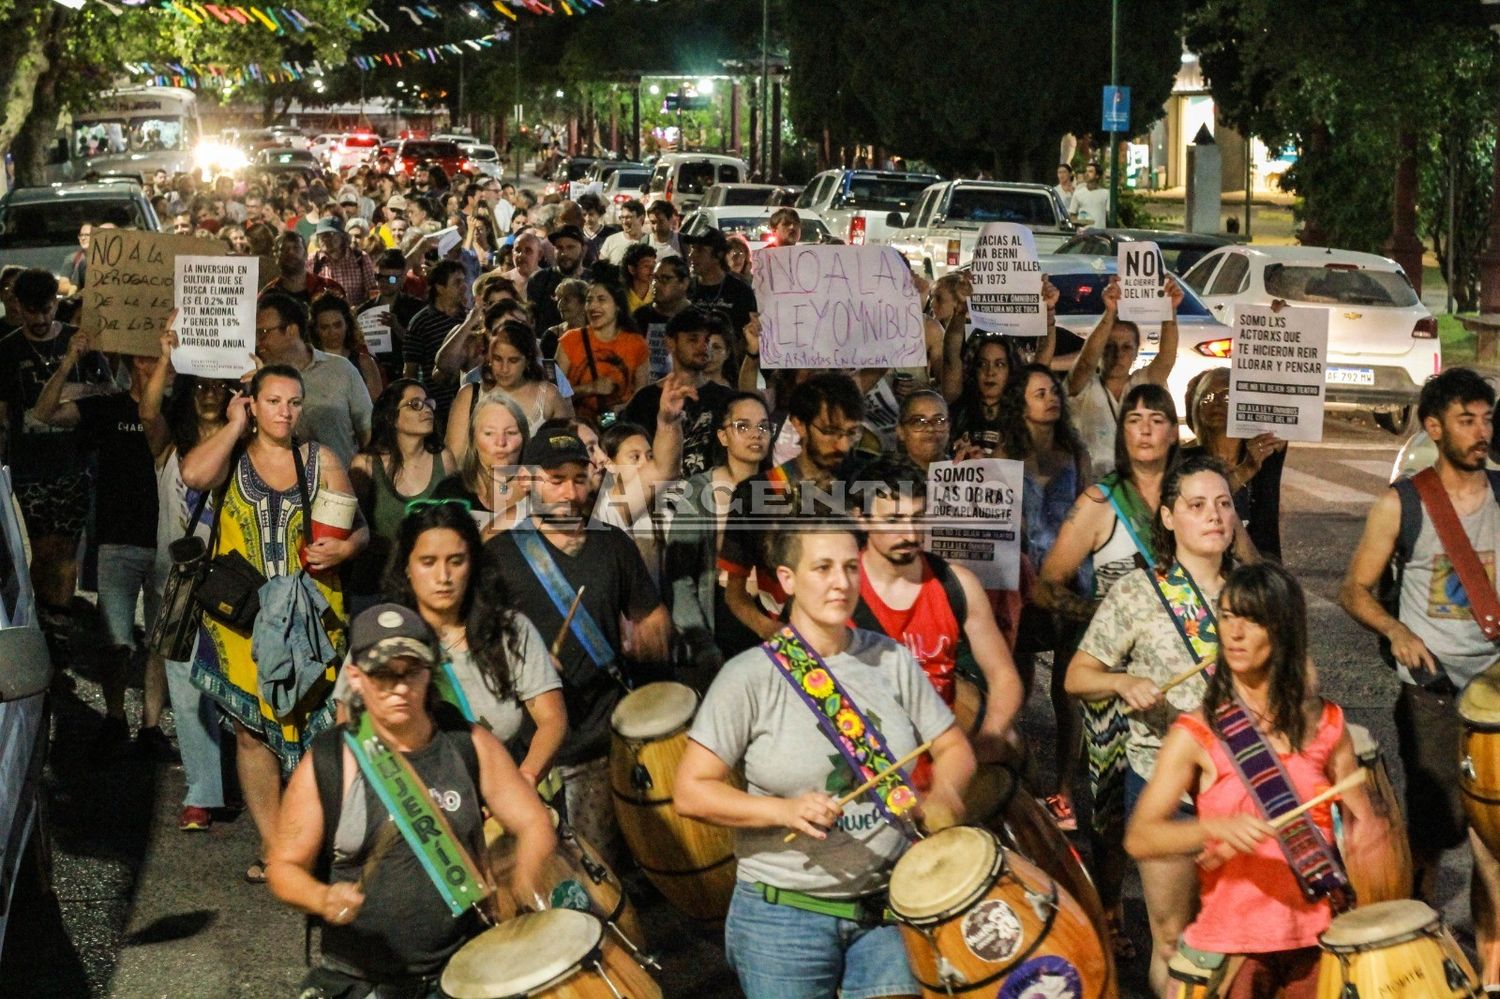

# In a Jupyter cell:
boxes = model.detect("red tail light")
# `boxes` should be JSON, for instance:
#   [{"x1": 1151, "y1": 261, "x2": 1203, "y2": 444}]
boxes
[
  {"x1": 946, "y1": 239, "x2": 961, "y2": 267},
  {"x1": 1412, "y1": 316, "x2": 1437, "y2": 339},
  {"x1": 612, "y1": 193, "x2": 630, "y2": 203},
  {"x1": 848, "y1": 216, "x2": 867, "y2": 245},
  {"x1": 1195, "y1": 338, "x2": 1233, "y2": 358},
  {"x1": 664, "y1": 176, "x2": 674, "y2": 201}
]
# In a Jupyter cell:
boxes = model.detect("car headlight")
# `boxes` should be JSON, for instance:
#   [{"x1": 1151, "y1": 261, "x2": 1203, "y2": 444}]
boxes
[{"x1": 194, "y1": 142, "x2": 248, "y2": 173}]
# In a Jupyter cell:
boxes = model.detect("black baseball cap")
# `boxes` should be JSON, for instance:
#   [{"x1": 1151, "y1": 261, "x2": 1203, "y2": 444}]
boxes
[
  {"x1": 349, "y1": 604, "x2": 437, "y2": 672},
  {"x1": 549, "y1": 224, "x2": 587, "y2": 248},
  {"x1": 680, "y1": 226, "x2": 729, "y2": 252},
  {"x1": 523, "y1": 430, "x2": 591, "y2": 469}
]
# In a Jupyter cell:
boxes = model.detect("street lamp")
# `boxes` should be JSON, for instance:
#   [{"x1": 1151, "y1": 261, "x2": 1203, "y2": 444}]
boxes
[{"x1": 649, "y1": 83, "x2": 660, "y2": 96}]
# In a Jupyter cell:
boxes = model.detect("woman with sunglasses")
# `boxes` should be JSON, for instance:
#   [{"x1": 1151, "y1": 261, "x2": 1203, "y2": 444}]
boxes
[
  {"x1": 446, "y1": 315, "x2": 570, "y2": 465},
  {"x1": 434, "y1": 391, "x2": 530, "y2": 536},
  {"x1": 894, "y1": 389, "x2": 955, "y2": 472},
  {"x1": 1183, "y1": 366, "x2": 1287, "y2": 560},
  {"x1": 348, "y1": 380, "x2": 456, "y2": 611},
  {"x1": 311, "y1": 296, "x2": 384, "y2": 403}
]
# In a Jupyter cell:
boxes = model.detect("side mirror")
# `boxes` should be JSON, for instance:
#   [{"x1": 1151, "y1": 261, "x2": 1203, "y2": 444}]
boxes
[
  {"x1": 886, "y1": 211, "x2": 905, "y2": 229},
  {"x1": 0, "y1": 626, "x2": 53, "y2": 703}
]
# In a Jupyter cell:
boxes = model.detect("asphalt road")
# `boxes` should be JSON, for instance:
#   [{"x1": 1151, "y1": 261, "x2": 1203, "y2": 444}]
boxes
[{"x1": 1, "y1": 411, "x2": 1476, "y2": 999}]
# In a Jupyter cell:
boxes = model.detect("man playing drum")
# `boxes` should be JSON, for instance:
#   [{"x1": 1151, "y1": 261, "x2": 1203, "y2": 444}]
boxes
[
  {"x1": 1340, "y1": 368, "x2": 1500, "y2": 986},
  {"x1": 675, "y1": 515, "x2": 976, "y2": 999}
]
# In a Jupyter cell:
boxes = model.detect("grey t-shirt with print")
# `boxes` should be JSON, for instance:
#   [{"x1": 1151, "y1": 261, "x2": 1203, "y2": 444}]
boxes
[{"x1": 688, "y1": 627, "x2": 955, "y2": 898}]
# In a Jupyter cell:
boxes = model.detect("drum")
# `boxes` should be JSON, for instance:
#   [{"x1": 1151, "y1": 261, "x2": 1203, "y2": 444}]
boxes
[
  {"x1": 1316, "y1": 899, "x2": 1479, "y2": 998},
  {"x1": 888, "y1": 825, "x2": 1111, "y2": 999},
  {"x1": 1459, "y1": 667, "x2": 1500, "y2": 858},
  {"x1": 1337, "y1": 723, "x2": 1413, "y2": 905},
  {"x1": 1164, "y1": 951, "x2": 1245, "y2": 999},
  {"x1": 485, "y1": 809, "x2": 646, "y2": 953},
  {"x1": 441, "y1": 908, "x2": 662, "y2": 999},
  {"x1": 608, "y1": 682, "x2": 737, "y2": 920}
]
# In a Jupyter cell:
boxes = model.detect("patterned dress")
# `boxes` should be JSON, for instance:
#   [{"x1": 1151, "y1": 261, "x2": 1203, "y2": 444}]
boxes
[{"x1": 191, "y1": 445, "x2": 344, "y2": 774}]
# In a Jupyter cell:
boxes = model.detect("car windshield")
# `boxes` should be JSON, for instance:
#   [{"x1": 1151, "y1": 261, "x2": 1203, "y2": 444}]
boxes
[
  {"x1": 945, "y1": 189, "x2": 1056, "y2": 225},
  {"x1": 718, "y1": 188, "x2": 773, "y2": 206},
  {"x1": 263, "y1": 151, "x2": 314, "y2": 164},
  {"x1": 402, "y1": 142, "x2": 459, "y2": 159},
  {"x1": 1049, "y1": 271, "x2": 1212, "y2": 318},
  {"x1": 1262, "y1": 263, "x2": 1419, "y2": 307},
  {"x1": 470, "y1": 147, "x2": 498, "y2": 160},
  {"x1": 72, "y1": 116, "x2": 188, "y2": 156},
  {"x1": 836, "y1": 176, "x2": 933, "y2": 211},
  {"x1": 676, "y1": 162, "x2": 721, "y2": 194},
  {"x1": 0, "y1": 199, "x2": 149, "y2": 247},
  {"x1": 566, "y1": 160, "x2": 595, "y2": 180},
  {"x1": 614, "y1": 170, "x2": 649, "y2": 188}
]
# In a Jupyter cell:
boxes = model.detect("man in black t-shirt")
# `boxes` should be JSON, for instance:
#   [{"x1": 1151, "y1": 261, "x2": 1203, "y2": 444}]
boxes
[
  {"x1": 632, "y1": 254, "x2": 692, "y2": 383},
  {"x1": 682, "y1": 226, "x2": 758, "y2": 342},
  {"x1": 622, "y1": 308, "x2": 737, "y2": 479}
]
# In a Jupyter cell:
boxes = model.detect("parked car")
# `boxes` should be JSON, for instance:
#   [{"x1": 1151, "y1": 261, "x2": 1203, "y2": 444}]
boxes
[
  {"x1": 0, "y1": 182, "x2": 160, "y2": 280},
  {"x1": 886, "y1": 180, "x2": 1075, "y2": 279},
  {"x1": 601, "y1": 167, "x2": 652, "y2": 219},
  {"x1": 0, "y1": 464, "x2": 57, "y2": 963},
  {"x1": 1390, "y1": 372, "x2": 1500, "y2": 482},
  {"x1": 327, "y1": 132, "x2": 381, "y2": 173},
  {"x1": 583, "y1": 160, "x2": 646, "y2": 186},
  {"x1": 645, "y1": 153, "x2": 749, "y2": 213},
  {"x1": 795, "y1": 169, "x2": 941, "y2": 247},
  {"x1": 1055, "y1": 228, "x2": 1234, "y2": 277},
  {"x1": 766, "y1": 185, "x2": 803, "y2": 207},
  {"x1": 393, "y1": 139, "x2": 467, "y2": 179},
  {"x1": 1179, "y1": 244, "x2": 1439, "y2": 433},
  {"x1": 699, "y1": 183, "x2": 782, "y2": 209},
  {"x1": 308, "y1": 132, "x2": 345, "y2": 163},
  {"x1": 467, "y1": 144, "x2": 503, "y2": 181},
  {"x1": 546, "y1": 156, "x2": 600, "y2": 200},
  {"x1": 681, "y1": 206, "x2": 833, "y2": 250},
  {"x1": 252, "y1": 148, "x2": 319, "y2": 170}
]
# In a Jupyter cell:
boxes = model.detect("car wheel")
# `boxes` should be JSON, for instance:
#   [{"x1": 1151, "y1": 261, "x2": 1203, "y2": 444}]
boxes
[{"x1": 1374, "y1": 405, "x2": 1416, "y2": 435}]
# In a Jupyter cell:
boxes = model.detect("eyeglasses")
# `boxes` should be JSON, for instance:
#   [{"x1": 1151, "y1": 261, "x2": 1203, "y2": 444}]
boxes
[
  {"x1": 902, "y1": 415, "x2": 949, "y2": 432},
  {"x1": 255, "y1": 322, "x2": 288, "y2": 337},
  {"x1": 1198, "y1": 390, "x2": 1228, "y2": 406},
  {"x1": 404, "y1": 497, "x2": 473, "y2": 515},
  {"x1": 400, "y1": 396, "x2": 437, "y2": 412},
  {"x1": 363, "y1": 663, "x2": 431, "y2": 690},
  {"x1": 726, "y1": 419, "x2": 772, "y2": 436},
  {"x1": 811, "y1": 423, "x2": 863, "y2": 442}
]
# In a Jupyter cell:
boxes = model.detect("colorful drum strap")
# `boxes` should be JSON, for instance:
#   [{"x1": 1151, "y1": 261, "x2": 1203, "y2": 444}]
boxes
[
  {"x1": 1099, "y1": 474, "x2": 1155, "y2": 567},
  {"x1": 511, "y1": 525, "x2": 621, "y2": 683},
  {"x1": 1150, "y1": 559, "x2": 1219, "y2": 665},
  {"x1": 761, "y1": 626, "x2": 920, "y2": 838},
  {"x1": 343, "y1": 711, "x2": 492, "y2": 916},
  {"x1": 1213, "y1": 697, "x2": 1355, "y2": 911}
]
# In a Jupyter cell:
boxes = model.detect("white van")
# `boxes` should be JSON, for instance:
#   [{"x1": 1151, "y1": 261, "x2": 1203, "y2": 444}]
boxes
[{"x1": 645, "y1": 153, "x2": 749, "y2": 214}]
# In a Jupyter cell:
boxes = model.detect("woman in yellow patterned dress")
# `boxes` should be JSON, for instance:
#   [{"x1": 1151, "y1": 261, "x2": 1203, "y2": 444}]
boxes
[{"x1": 183, "y1": 360, "x2": 367, "y2": 882}]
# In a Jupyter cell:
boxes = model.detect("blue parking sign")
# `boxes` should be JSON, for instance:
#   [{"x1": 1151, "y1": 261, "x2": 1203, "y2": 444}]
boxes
[{"x1": 1102, "y1": 85, "x2": 1131, "y2": 133}]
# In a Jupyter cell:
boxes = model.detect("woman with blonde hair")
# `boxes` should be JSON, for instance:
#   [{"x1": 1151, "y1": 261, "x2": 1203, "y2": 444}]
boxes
[{"x1": 434, "y1": 389, "x2": 531, "y2": 535}]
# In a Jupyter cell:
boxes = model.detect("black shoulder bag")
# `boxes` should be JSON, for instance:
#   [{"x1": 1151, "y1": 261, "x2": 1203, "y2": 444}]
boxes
[{"x1": 147, "y1": 485, "x2": 216, "y2": 661}]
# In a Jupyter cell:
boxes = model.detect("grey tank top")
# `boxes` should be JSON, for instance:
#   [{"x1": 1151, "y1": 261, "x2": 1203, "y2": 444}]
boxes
[{"x1": 1398, "y1": 495, "x2": 1500, "y2": 688}]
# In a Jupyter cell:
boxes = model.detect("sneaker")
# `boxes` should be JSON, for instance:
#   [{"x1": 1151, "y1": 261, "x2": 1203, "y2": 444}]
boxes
[
  {"x1": 92, "y1": 716, "x2": 131, "y2": 761},
  {"x1": 135, "y1": 725, "x2": 180, "y2": 763},
  {"x1": 1044, "y1": 793, "x2": 1078, "y2": 832},
  {"x1": 179, "y1": 806, "x2": 213, "y2": 832}
]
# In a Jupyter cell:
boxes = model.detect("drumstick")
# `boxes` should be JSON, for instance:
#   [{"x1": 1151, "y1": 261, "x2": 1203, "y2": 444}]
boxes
[
  {"x1": 783, "y1": 740, "x2": 934, "y2": 844},
  {"x1": 1122, "y1": 655, "x2": 1215, "y2": 716},
  {"x1": 550, "y1": 586, "x2": 586, "y2": 659},
  {"x1": 1197, "y1": 768, "x2": 1369, "y2": 870},
  {"x1": 357, "y1": 821, "x2": 401, "y2": 891}
]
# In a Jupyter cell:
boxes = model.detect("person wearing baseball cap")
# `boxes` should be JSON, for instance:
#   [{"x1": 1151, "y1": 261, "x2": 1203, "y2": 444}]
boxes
[
  {"x1": 683, "y1": 225, "x2": 759, "y2": 345},
  {"x1": 314, "y1": 214, "x2": 379, "y2": 304},
  {"x1": 527, "y1": 223, "x2": 589, "y2": 332},
  {"x1": 378, "y1": 195, "x2": 409, "y2": 249},
  {"x1": 268, "y1": 602, "x2": 557, "y2": 993},
  {"x1": 481, "y1": 419, "x2": 672, "y2": 861}
]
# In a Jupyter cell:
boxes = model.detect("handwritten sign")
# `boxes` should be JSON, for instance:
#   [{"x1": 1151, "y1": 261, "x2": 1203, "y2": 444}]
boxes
[
  {"x1": 1117, "y1": 241, "x2": 1171, "y2": 323},
  {"x1": 925, "y1": 458, "x2": 1023, "y2": 590},
  {"x1": 356, "y1": 304, "x2": 394, "y2": 354},
  {"x1": 753, "y1": 245, "x2": 924, "y2": 369},
  {"x1": 82, "y1": 231, "x2": 227, "y2": 356},
  {"x1": 645, "y1": 319, "x2": 671, "y2": 381},
  {"x1": 171, "y1": 256, "x2": 257, "y2": 379},
  {"x1": 1228, "y1": 304, "x2": 1329, "y2": 443},
  {"x1": 968, "y1": 223, "x2": 1044, "y2": 336}
]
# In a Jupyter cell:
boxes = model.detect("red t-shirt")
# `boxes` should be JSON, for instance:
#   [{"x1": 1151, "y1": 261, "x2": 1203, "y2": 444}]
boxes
[{"x1": 857, "y1": 553, "x2": 962, "y2": 705}]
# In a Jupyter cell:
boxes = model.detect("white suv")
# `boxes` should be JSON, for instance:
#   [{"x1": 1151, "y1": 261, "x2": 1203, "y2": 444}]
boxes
[
  {"x1": 796, "y1": 169, "x2": 940, "y2": 247},
  {"x1": 1179, "y1": 245, "x2": 1440, "y2": 433}
]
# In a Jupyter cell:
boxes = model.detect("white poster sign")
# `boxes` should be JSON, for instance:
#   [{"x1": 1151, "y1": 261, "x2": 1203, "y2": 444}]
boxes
[
  {"x1": 967, "y1": 222, "x2": 1045, "y2": 337},
  {"x1": 1228, "y1": 304, "x2": 1329, "y2": 443},
  {"x1": 1117, "y1": 241, "x2": 1172, "y2": 323},
  {"x1": 753, "y1": 245, "x2": 924, "y2": 369},
  {"x1": 925, "y1": 459, "x2": 1023, "y2": 591},
  {"x1": 433, "y1": 225, "x2": 462, "y2": 256},
  {"x1": 171, "y1": 256, "x2": 258, "y2": 379},
  {"x1": 356, "y1": 304, "x2": 394, "y2": 354}
]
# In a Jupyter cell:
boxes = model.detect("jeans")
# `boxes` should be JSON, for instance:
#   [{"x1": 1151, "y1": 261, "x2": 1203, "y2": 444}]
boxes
[
  {"x1": 723, "y1": 882, "x2": 918, "y2": 999},
  {"x1": 98, "y1": 544, "x2": 159, "y2": 648},
  {"x1": 165, "y1": 657, "x2": 225, "y2": 808},
  {"x1": 1124, "y1": 766, "x2": 1197, "y2": 820}
]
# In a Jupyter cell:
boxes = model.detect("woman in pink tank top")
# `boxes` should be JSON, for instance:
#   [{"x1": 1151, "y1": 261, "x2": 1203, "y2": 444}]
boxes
[{"x1": 1125, "y1": 563, "x2": 1385, "y2": 998}]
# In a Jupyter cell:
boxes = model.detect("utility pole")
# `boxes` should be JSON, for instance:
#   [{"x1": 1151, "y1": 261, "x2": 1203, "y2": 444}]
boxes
[
  {"x1": 1107, "y1": 0, "x2": 1120, "y2": 227},
  {"x1": 759, "y1": 0, "x2": 769, "y2": 178}
]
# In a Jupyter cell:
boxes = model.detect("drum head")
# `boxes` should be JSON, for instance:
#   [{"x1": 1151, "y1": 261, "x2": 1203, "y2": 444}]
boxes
[
  {"x1": 888, "y1": 826, "x2": 1001, "y2": 922},
  {"x1": 1346, "y1": 722, "x2": 1377, "y2": 761},
  {"x1": 1461, "y1": 667, "x2": 1500, "y2": 723},
  {"x1": 1319, "y1": 899, "x2": 1439, "y2": 951},
  {"x1": 440, "y1": 908, "x2": 603, "y2": 998},
  {"x1": 611, "y1": 682, "x2": 698, "y2": 740}
]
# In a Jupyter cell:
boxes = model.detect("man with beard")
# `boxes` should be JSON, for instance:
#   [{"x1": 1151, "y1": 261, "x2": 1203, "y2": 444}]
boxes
[
  {"x1": 621, "y1": 308, "x2": 736, "y2": 478},
  {"x1": 851, "y1": 459, "x2": 1022, "y2": 762},
  {"x1": 1340, "y1": 366, "x2": 1500, "y2": 986},
  {"x1": 526, "y1": 225, "x2": 588, "y2": 333},
  {"x1": 260, "y1": 229, "x2": 347, "y2": 306},
  {"x1": 481, "y1": 427, "x2": 671, "y2": 860}
]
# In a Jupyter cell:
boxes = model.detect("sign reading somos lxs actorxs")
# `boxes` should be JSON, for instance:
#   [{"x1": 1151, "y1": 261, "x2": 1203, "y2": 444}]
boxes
[{"x1": 753, "y1": 244, "x2": 925, "y2": 369}]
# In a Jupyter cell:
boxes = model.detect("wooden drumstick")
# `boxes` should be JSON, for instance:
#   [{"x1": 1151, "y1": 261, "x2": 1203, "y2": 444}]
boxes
[
  {"x1": 551, "y1": 586, "x2": 586, "y2": 659},
  {"x1": 783, "y1": 740, "x2": 934, "y2": 844},
  {"x1": 357, "y1": 821, "x2": 401, "y2": 891},
  {"x1": 1122, "y1": 655, "x2": 1216, "y2": 716},
  {"x1": 1198, "y1": 768, "x2": 1369, "y2": 870}
]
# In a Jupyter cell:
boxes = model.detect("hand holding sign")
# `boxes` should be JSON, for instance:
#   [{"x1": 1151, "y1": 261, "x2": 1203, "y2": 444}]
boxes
[
  {"x1": 968, "y1": 223, "x2": 1045, "y2": 337},
  {"x1": 1117, "y1": 241, "x2": 1172, "y2": 324},
  {"x1": 1228, "y1": 303, "x2": 1329, "y2": 444},
  {"x1": 172, "y1": 256, "x2": 259, "y2": 380}
]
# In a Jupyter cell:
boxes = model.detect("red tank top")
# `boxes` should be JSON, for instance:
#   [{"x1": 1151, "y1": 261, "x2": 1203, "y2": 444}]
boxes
[{"x1": 858, "y1": 554, "x2": 962, "y2": 704}]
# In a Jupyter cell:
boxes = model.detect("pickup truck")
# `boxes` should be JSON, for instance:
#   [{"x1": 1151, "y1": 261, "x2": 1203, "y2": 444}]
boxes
[
  {"x1": 794, "y1": 168, "x2": 941, "y2": 248},
  {"x1": 884, "y1": 180, "x2": 1074, "y2": 279}
]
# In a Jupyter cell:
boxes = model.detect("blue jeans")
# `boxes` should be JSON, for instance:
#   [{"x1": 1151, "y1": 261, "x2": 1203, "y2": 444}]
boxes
[
  {"x1": 98, "y1": 544, "x2": 159, "y2": 648},
  {"x1": 165, "y1": 657, "x2": 225, "y2": 808},
  {"x1": 723, "y1": 881, "x2": 918, "y2": 999},
  {"x1": 1124, "y1": 766, "x2": 1197, "y2": 819}
]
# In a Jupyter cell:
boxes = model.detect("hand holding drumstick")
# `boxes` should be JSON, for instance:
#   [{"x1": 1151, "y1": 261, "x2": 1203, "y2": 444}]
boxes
[
  {"x1": 1197, "y1": 769, "x2": 1369, "y2": 870},
  {"x1": 783, "y1": 740, "x2": 934, "y2": 844},
  {"x1": 550, "y1": 586, "x2": 586, "y2": 661},
  {"x1": 1121, "y1": 655, "x2": 1216, "y2": 716}
]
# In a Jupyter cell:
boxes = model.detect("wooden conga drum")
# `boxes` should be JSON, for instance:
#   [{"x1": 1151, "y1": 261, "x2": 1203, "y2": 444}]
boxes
[
  {"x1": 440, "y1": 908, "x2": 662, "y2": 999},
  {"x1": 1316, "y1": 899, "x2": 1479, "y2": 998},
  {"x1": 1337, "y1": 723, "x2": 1413, "y2": 905},
  {"x1": 887, "y1": 825, "x2": 1112, "y2": 998},
  {"x1": 609, "y1": 682, "x2": 737, "y2": 920},
  {"x1": 1460, "y1": 667, "x2": 1500, "y2": 858},
  {"x1": 1165, "y1": 951, "x2": 1233, "y2": 998}
]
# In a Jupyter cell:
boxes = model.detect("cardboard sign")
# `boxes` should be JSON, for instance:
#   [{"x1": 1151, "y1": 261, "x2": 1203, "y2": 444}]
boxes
[
  {"x1": 646, "y1": 320, "x2": 671, "y2": 381},
  {"x1": 356, "y1": 304, "x2": 394, "y2": 354},
  {"x1": 925, "y1": 458, "x2": 1023, "y2": 591},
  {"x1": 1228, "y1": 304, "x2": 1329, "y2": 443},
  {"x1": 753, "y1": 245, "x2": 924, "y2": 369},
  {"x1": 968, "y1": 223, "x2": 1045, "y2": 336},
  {"x1": 81, "y1": 230, "x2": 227, "y2": 356},
  {"x1": 1117, "y1": 241, "x2": 1172, "y2": 323},
  {"x1": 171, "y1": 256, "x2": 258, "y2": 379}
]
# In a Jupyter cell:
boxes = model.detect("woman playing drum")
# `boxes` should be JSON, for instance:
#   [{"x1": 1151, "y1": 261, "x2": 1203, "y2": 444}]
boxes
[
  {"x1": 1125, "y1": 563, "x2": 1385, "y2": 998},
  {"x1": 675, "y1": 516, "x2": 975, "y2": 999}
]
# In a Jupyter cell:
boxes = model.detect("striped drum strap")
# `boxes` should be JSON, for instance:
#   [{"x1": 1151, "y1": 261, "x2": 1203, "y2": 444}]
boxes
[{"x1": 1213, "y1": 697, "x2": 1354, "y2": 912}]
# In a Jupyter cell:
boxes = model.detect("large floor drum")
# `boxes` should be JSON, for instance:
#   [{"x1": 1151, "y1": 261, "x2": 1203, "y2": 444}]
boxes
[
  {"x1": 1315, "y1": 900, "x2": 1479, "y2": 998},
  {"x1": 1338, "y1": 722, "x2": 1413, "y2": 905},
  {"x1": 440, "y1": 908, "x2": 662, "y2": 998},
  {"x1": 1460, "y1": 667, "x2": 1500, "y2": 858}
]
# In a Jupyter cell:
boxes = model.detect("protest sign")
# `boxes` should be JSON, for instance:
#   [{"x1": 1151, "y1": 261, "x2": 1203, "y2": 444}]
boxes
[
  {"x1": 1228, "y1": 304, "x2": 1329, "y2": 443},
  {"x1": 1117, "y1": 241, "x2": 1172, "y2": 323},
  {"x1": 433, "y1": 226, "x2": 462, "y2": 256},
  {"x1": 753, "y1": 244, "x2": 924, "y2": 369},
  {"x1": 645, "y1": 319, "x2": 671, "y2": 380},
  {"x1": 968, "y1": 222, "x2": 1045, "y2": 337},
  {"x1": 356, "y1": 304, "x2": 394, "y2": 354},
  {"x1": 171, "y1": 256, "x2": 257, "y2": 379},
  {"x1": 81, "y1": 231, "x2": 227, "y2": 356},
  {"x1": 925, "y1": 458, "x2": 1023, "y2": 590}
]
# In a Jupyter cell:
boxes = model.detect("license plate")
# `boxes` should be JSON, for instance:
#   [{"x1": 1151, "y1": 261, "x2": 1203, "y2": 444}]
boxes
[{"x1": 1327, "y1": 366, "x2": 1375, "y2": 386}]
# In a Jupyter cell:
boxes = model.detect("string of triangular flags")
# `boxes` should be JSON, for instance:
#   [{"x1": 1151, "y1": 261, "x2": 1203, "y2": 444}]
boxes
[{"x1": 152, "y1": 0, "x2": 599, "y2": 33}]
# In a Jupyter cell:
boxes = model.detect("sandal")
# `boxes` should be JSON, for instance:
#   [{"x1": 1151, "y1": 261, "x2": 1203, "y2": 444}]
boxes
[
  {"x1": 244, "y1": 858, "x2": 267, "y2": 884},
  {"x1": 1044, "y1": 793, "x2": 1078, "y2": 832},
  {"x1": 1106, "y1": 910, "x2": 1139, "y2": 961}
]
